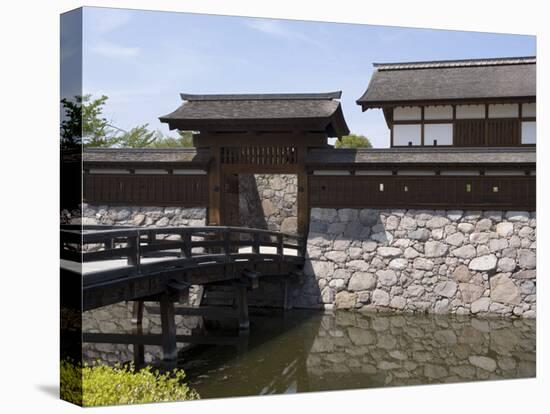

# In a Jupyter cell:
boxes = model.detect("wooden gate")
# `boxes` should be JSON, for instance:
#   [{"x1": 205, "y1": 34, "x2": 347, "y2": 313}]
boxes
[{"x1": 222, "y1": 173, "x2": 240, "y2": 227}]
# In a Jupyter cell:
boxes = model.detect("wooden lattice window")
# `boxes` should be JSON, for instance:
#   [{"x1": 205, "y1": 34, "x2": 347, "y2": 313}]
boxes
[{"x1": 221, "y1": 146, "x2": 297, "y2": 165}]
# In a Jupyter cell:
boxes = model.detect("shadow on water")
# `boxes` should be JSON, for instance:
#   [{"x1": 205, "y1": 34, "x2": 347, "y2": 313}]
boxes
[{"x1": 177, "y1": 311, "x2": 535, "y2": 399}]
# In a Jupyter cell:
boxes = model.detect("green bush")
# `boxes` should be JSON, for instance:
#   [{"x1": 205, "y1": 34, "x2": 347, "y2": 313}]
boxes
[{"x1": 61, "y1": 360, "x2": 199, "y2": 406}]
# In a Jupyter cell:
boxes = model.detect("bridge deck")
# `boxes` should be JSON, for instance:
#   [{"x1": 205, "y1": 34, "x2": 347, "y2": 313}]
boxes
[
  {"x1": 61, "y1": 225, "x2": 305, "y2": 310},
  {"x1": 61, "y1": 225, "x2": 306, "y2": 363}
]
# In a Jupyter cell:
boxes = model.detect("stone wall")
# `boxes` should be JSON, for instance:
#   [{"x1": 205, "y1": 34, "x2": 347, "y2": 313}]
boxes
[
  {"x1": 80, "y1": 203, "x2": 206, "y2": 227},
  {"x1": 239, "y1": 174, "x2": 297, "y2": 233},
  {"x1": 301, "y1": 209, "x2": 536, "y2": 318}
]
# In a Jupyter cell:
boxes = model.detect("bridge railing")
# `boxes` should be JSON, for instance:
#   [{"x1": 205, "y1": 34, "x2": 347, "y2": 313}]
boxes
[{"x1": 60, "y1": 225, "x2": 305, "y2": 274}]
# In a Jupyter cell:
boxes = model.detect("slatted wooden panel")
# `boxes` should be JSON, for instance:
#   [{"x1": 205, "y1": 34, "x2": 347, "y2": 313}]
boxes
[
  {"x1": 309, "y1": 175, "x2": 535, "y2": 210},
  {"x1": 221, "y1": 146, "x2": 297, "y2": 165},
  {"x1": 84, "y1": 174, "x2": 208, "y2": 206},
  {"x1": 454, "y1": 119, "x2": 486, "y2": 146},
  {"x1": 487, "y1": 119, "x2": 520, "y2": 146}
]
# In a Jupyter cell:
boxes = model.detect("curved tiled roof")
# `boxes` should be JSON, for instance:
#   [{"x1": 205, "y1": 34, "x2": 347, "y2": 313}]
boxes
[
  {"x1": 160, "y1": 92, "x2": 350, "y2": 137},
  {"x1": 83, "y1": 148, "x2": 212, "y2": 166},
  {"x1": 357, "y1": 56, "x2": 536, "y2": 108}
]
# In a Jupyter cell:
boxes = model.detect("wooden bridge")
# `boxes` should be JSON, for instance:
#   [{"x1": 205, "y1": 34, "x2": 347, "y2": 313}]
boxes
[{"x1": 60, "y1": 225, "x2": 305, "y2": 362}]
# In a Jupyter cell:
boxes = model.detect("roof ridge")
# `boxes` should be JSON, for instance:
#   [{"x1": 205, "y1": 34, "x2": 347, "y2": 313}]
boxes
[
  {"x1": 179, "y1": 91, "x2": 342, "y2": 101},
  {"x1": 374, "y1": 56, "x2": 536, "y2": 71}
]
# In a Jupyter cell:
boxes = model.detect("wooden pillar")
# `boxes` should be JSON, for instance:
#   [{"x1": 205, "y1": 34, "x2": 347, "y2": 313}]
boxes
[
  {"x1": 297, "y1": 145, "x2": 309, "y2": 238},
  {"x1": 160, "y1": 297, "x2": 177, "y2": 361},
  {"x1": 131, "y1": 300, "x2": 144, "y2": 325},
  {"x1": 235, "y1": 283, "x2": 249, "y2": 332},
  {"x1": 132, "y1": 323, "x2": 145, "y2": 369},
  {"x1": 283, "y1": 276, "x2": 292, "y2": 310},
  {"x1": 208, "y1": 142, "x2": 222, "y2": 226}
]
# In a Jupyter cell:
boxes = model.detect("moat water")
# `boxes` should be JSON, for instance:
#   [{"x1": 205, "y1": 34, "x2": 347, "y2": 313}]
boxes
[
  {"x1": 83, "y1": 309, "x2": 536, "y2": 399},
  {"x1": 178, "y1": 310, "x2": 535, "y2": 398}
]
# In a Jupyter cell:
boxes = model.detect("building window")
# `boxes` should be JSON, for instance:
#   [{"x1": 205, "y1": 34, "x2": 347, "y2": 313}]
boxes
[
  {"x1": 493, "y1": 186, "x2": 499, "y2": 193},
  {"x1": 424, "y1": 123, "x2": 453, "y2": 146},
  {"x1": 393, "y1": 124, "x2": 421, "y2": 146},
  {"x1": 379, "y1": 183, "x2": 385, "y2": 192},
  {"x1": 465, "y1": 183, "x2": 472, "y2": 193},
  {"x1": 521, "y1": 121, "x2": 536, "y2": 144}
]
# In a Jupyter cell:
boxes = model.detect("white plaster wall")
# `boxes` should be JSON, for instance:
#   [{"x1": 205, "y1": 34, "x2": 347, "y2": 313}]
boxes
[
  {"x1": 393, "y1": 124, "x2": 421, "y2": 146},
  {"x1": 424, "y1": 123, "x2": 453, "y2": 145},
  {"x1": 489, "y1": 104, "x2": 519, "y2": 118},
  {"x1": 522, "y1": 103, "x2": 536, "y2": 117},
  {"x1": 456, "y1": 105, "x2": 485, "y2": 119},
  {"x1": 522, "y1": 121, "x2": 536, "y2": 144},
  {"x1": 424, "y1": 105, "x2": 452, "y2": 120},
  {"x1": 394, "y1": 106, "x2": 421, "y2": 121}
]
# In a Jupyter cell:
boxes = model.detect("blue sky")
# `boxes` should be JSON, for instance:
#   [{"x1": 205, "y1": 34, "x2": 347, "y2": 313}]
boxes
[{"x1": 79, "y1": 7, "x2": 535, "y2": 148}]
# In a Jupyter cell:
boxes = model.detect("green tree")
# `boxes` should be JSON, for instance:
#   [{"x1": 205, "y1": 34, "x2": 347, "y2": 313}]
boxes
[
  {"x1": 117, "y1": 124, "x2": 159, "y2": 148},
  {"x1": 335, "y1": 134, "x2": 372, "y2": 149},
  {"x1": 60, "y1": 94, "x2": 119, "y2": 147},
  {"x1": 148, "y1": 130, "x2": 194, "y2": 148},
  {"x1": 60, "y1": 96, "x2": 83, "y2": 148},
  {"x1": 60, "y1": 94, "x2": 196, "y2": 148}
]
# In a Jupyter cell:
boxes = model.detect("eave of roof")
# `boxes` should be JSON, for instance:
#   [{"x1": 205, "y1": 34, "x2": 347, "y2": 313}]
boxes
[
  {"x1": 159, "y1": 92, "x2": 350, "y2": 137},
  {"x1": 306, "y1": 147, "x2": 536, "y2": 167},
  {"x1": 82, "y1": 148, "x2": 212, "y2": 167}
]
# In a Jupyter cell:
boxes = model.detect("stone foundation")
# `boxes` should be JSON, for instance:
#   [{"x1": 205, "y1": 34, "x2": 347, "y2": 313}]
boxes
[
  {"x1": 80, "y1": 204, "x2": 206, "y2": 227},
  {"x1": 303, "y1": 208, "x2": 536, "y2": 318}
]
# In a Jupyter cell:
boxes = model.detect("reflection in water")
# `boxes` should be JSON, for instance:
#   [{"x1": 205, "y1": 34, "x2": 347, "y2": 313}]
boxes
[
  {"x1": 84, "y1": 310, "x2": 536, "y2": 399},
  {"x1": 183, "y1": 311, "x2": 535, "y2": 398}
]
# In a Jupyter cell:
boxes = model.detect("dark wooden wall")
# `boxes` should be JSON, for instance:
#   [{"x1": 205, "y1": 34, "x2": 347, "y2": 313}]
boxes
[
  {"x1": 84, "y1": 174, "x2": 208, "y2": 206},
  {"x1": 309, "y1": 175, "x2": 535, "y2": 210},
  {"x1": 454, "y1": 119, "x2": 521, "y2": 147}
]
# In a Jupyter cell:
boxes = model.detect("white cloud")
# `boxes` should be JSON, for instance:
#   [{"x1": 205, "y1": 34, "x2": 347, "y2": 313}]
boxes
[
  {"x1": 245, "y1": 19, "x2": 322, "y2": 47},
  {"x1": 92, "y1": 41, "x2": 140, "y2": 58}
]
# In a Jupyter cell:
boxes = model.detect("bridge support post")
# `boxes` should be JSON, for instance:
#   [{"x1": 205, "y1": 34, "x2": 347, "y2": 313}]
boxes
[
  {"x1": 131, "y1": 301, "x2": 144, "y2": 325},
  {"x1": 132, "y1": 323, "x2": 145, "y2": 369},
  {"x1": 283, "y1": 276, "x2": 292, "y2": 311},
  {"x1": 160, "y1": 297, "x2": 177, "y2": 362},
  {"x1": 235, "y1": 283, "x2": 249, "y2": 333}
]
